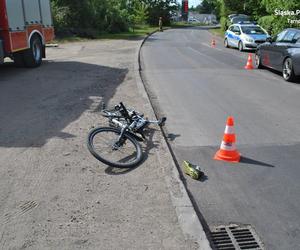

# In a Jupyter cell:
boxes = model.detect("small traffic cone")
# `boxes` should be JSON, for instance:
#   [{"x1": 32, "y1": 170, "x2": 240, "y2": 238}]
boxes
[
  {"x1": 245, "y1": 54, "x2": 254, "y2": 70},
  {"x1": 214, "y1": 116, "x2": 241, "y2": 163},
  {"x1": 211, "y1": 38, "x2": 216, "y2": 48}
]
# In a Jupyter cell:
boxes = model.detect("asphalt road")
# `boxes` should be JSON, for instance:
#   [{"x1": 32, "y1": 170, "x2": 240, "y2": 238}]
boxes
[{"x1": 141, "y1": 27, "x2": 300, "y2": 250}]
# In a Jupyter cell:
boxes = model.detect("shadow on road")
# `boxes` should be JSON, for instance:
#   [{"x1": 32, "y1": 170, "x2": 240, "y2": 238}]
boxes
[
  {"x1": 263, "y1": 68, "x2": 300, "y2": 84},
  {"x1": 166, "y1": 133, "x2": 181, "y2": 142},
  {"x1": 240, "y1": 156, "x2": 275, "y2": 168},
  {"x1": 145, "y1": 36, "x2": 166, "y2": 43},
  {"x1": 0, "y1": 61, "x2": 128, "y2": 148}
]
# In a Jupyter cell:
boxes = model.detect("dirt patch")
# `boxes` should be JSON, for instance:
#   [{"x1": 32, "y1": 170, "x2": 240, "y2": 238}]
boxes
[{"x1": 0, "y1": 40, "x2": 197, "y2": 249}]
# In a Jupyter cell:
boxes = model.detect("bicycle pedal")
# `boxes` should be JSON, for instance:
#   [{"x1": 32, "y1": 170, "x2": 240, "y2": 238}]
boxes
[
  {"x1": 183, "y1": 160, "x2": 203, "y2": 180},
  {"x1": 158, "y1": 117, "x2": 167, "y2": 127}
]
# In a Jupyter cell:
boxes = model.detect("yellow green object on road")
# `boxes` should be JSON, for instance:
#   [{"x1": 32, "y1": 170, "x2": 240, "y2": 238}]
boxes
[{"x1": 183, "y1": 160, "x2": 203, "y2": 180}]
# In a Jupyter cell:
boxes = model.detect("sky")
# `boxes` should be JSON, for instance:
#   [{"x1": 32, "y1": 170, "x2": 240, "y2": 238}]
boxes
[
  {"x1": 189, "y1": 0, "x2": 201, "y2": 7},
  {"x1": 178, "y1": 0, "x2": 202, "y2": 8}
]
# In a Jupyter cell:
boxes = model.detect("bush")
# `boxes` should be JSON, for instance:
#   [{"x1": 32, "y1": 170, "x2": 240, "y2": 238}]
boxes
[
  {"x1": 105, "y1": 7, "x2": 129, "y2": 33},
  {"x1": 51, "y1": 3, "x2": 70, "y2": 32},
  {"x1": 220, "y1": 16, "x2": 228, "y2": 31},
  {"x1": 258, "y1": 15, "x2": 297, "y2": 36},
  {"x1": 51, "y1": 0, "x2": 176, "y2": 37},
  {"x1": 258, "y1": 15, "x2": 275, "y2": 35}
]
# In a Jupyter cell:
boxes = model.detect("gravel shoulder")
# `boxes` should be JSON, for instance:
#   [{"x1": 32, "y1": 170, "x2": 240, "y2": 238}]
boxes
[{"x1": 0, "y1": 39, "x2": 200, "y2": 249}]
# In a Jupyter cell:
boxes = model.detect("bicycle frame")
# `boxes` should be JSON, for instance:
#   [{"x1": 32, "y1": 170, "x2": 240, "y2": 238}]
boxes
[{"x1": 103, "y1": 102, "x2": 166, "y2": 142}]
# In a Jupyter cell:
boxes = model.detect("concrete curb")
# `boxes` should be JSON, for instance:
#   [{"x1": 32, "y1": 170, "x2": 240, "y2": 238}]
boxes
[{"x1": 134, "y1": 29, "x2": 212, "y2": 250}]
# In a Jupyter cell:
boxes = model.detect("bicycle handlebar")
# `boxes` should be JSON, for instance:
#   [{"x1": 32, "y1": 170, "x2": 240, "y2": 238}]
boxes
[{"x1": 107, "y1": 102, "x2": 166, "y2": 131}]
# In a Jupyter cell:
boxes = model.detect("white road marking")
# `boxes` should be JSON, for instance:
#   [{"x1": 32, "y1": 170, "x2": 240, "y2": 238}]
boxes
[{"x1": 188, "y1": 46, "x2": 226, "y2": 65}]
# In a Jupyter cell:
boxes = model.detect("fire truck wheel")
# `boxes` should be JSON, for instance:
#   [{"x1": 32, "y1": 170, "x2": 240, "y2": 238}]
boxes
[
  {"x1": 23, "y1": 35, "x2": 43, "y2": 68},
  {"x1": 13, "y1": 52, "x2": 25, "y2": 67}
]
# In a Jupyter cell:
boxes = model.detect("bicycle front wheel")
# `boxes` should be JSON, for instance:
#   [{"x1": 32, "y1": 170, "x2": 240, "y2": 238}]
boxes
[{"x1": 87, "y1": 127, "x2": 142, "y2": 168}]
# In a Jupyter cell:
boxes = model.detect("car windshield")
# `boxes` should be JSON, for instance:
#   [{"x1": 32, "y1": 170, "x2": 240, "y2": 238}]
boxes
[{"x1": 241, "y1": 26, "x2": 266, "y2": 35}]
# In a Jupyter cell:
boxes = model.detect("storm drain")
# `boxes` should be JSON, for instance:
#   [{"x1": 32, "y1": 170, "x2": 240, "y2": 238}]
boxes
[{"x1": 210, "y1": 224, "x2": 264, "y2": 250}]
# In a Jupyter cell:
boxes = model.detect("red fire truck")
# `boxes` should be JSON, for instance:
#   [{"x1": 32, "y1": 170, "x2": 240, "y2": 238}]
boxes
[{"x1": 0, "y1": 0, "x2": 54, "y2": 67}]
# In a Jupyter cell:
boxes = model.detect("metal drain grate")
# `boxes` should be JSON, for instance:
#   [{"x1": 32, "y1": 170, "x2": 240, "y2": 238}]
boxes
[{"x1": 210, "y1": 224, "x2": 264, "y2": 250}]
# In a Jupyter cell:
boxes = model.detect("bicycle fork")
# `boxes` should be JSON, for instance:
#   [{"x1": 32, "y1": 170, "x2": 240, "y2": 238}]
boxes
[{"x1": 112, "y1": 126, "x2": 127, "y2": 150}]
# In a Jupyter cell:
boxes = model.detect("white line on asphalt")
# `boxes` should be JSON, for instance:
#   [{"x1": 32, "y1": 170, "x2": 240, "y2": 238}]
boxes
[
  {"x1": 201, "y1": 42, "x2": 247, "y2": 60},
  {"x1": 183, "y1": 34, "x2": 190, "y2": 42},
  {"x1": 187, "y1": 46, "x2": 226, "y2": 65}
]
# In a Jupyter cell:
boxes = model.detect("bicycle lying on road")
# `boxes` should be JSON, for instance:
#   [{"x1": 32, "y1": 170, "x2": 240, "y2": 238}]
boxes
[{"x1": 87, "y1": 102, "x2": 166, "y2": 168}]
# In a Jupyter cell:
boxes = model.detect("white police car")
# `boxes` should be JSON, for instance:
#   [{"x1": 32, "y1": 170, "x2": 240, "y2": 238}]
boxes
[{"x1": 224, "y1": 22, "x2": 269, "y2": 51}]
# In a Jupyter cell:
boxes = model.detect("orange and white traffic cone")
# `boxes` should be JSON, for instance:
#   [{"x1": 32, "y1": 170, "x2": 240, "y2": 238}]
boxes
[
  {"x1": 211, "y1": 38, "x2": 216, "y2": 48},
  {"x1": 214, "y1": 116, "x2": 241, "y2": 163},
  {"x1": 245, "y1": 54, "x2": 254, "y2": 70}
]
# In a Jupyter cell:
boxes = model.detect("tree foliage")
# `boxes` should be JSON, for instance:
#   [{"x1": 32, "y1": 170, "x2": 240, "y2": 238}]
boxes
[
  {"x1": 51, "y1": 0, "x2": 177, "y2": 37},
  {"x1": 142, "y1": 0, "x2": 177, "y2": 25},
  {"x1": 51, "y1": 0, "x2": 300, "y2": 37},
  {"x1": 259, "y1": 0, "x2": 300, "y2": 34},
  {"x1": 196, "y1": 0, "x2": 217, "y2": 14},
  {"x1": 197, "y1": 0, "x2": 300, "y2": 35},
  {"x1": 128, "y1": 0, "x2": 149, "y2": 31}
]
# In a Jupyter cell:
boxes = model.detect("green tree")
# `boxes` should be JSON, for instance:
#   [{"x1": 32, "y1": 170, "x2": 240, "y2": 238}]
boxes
[
  {"x1": 142, "y1": 0, "x2": 178, "y2": 25},
  {"x1": 217, "y1": 0, "x2": 300, "y2": 34},
  {"x1": 50, "y1": 0, "x2": 178, "y2": 36},
  {"x1": 218, "y1": 0, "x2": 266, "y2": 17},
  {"x1": 243, "y1": 0, "x2": 267, "y2": 18},
  {"x1": 51, "y1": 0, "x2": 131, "y2": 35},
  {"x1": 51, "y1": 2, "x2": 70, "y2": 31},
  {"x1": 197, "y1": 0, "x2": 217, "y2": 14},
  {"x1": 260, "y1": 0, "x2": 300, "y2": 34},
  {"x1": 129, "y1": 0, "x2": 149, "y2": 30},
  {"x1": 104, "y1": 0, "x2": 130, "y2": 33}
]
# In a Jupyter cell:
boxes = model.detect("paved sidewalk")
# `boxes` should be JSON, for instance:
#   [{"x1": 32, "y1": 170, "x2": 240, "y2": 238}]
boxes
[{"x1": 0, "y1": 39, "x2": 201, "y2": 249}]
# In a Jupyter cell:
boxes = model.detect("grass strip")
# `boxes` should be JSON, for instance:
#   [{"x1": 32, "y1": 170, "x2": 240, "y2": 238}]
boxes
[
  {"x1": 209, "y1": 28, "x2": 224, "y2": 37},
  {"x1": 53, "y1": 25, "x2": 159, "y2": 43}
]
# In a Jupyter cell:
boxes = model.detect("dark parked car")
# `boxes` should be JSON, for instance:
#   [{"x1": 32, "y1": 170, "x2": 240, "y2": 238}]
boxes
[
  {"x1": 224, "y1": 14, "x2": 251, "y2": 30},
  {"x1": 255, "y1": 28, "x2": 300, "y2": 82}
]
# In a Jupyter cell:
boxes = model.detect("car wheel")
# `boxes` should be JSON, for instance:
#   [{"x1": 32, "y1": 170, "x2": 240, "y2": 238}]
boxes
[
  {"x1": 282, "y1": 57, "x2": 295, "y2": 82},
  {"x1": 238, "y1": 41, "x2": 244, "y2": 51},
  {"x1": 224, "y1": 38, "x2": 229, "y2": 48},
  {"x1": 255, "y1": 51, "x2": 264, "y2": 69}
]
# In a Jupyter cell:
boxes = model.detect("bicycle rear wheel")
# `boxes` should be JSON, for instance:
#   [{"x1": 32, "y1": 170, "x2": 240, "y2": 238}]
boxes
[{"x1": 87, "y1": 127, "x2": 142, "y2": 168}]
